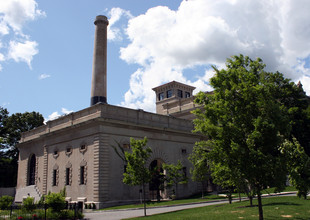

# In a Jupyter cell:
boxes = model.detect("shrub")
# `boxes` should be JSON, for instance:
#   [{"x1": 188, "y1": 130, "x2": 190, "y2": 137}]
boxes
[
  {"x1": 92, "y1": 203, "x2": 96, "y2": 209},
  {"x1": 22, "y1": 197, "x2": 36, "y2": 212},
  {"x1": 45, "y1": 192, "x2": 66, "y2": 212},
  {"x1": 0, "y1": 195, "x2": 14, "y2": 210}
]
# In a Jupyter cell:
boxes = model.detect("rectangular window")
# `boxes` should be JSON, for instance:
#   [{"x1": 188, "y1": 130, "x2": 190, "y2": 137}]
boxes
[
  {"x1": 80, "y1": 166, "x2": 85, "y2": 185},
  {"x1": 53, "y1": 169, "x2": 57, "y2": 186},
  {"x1": 66, "y1": 168, "x2": 70, "y2": 185},
  {"x1": 185, "y1": 92, "x2": 190, "y2": 98},
  {"x1": 177, "y1": 90, "x2": 183, "y2": 98},
  {"x1": 158, "y1": 92, "x2": 164, "y2": 101},
  {"x1": 167, "y1": 90, "x2": 172, "y2": 98}
]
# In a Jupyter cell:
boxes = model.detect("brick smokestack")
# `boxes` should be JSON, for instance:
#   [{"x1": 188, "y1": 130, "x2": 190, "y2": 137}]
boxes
[{"x1": 90, "y1": 15, "x2": 109, "y2": 106}]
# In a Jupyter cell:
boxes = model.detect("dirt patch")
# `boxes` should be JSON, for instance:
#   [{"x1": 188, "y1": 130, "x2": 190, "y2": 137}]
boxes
[
  {"x1": 231, "y1": 210, "x2": 245, "y2": 214},
  {"x1": 281, "y1": 215, "x2": 293, "y2": 218},
  {"x1": 237, "y1": 205, "x2": 258, "y2": 208}
]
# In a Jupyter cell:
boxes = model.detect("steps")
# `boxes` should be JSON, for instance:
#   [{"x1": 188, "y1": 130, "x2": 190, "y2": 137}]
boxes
[{"x1": 15, "y1": 185, "x2": 42, "y2": 203}]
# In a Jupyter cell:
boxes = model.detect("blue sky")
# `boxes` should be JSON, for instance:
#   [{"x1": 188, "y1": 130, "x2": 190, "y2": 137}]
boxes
[{"x1": 1, "y1": 0, "x2": 310, "y2": 121}]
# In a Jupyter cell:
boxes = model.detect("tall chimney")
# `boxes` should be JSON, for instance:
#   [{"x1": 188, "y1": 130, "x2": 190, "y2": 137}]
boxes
[{"x1": 90, "y1": 15, "x2": 109, "y2": 106}]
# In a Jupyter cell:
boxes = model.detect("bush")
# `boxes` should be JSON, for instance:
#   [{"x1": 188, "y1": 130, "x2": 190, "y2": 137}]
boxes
[
  {"x1": 41, "y1": 209, "x2": 83, "y2": 219},
  {"x1": 0, "y1": 195, "x2": 14, "y2": 210},
  {"x1": 22, "y1": 197, "x2": 36, "y2": 212},
  {"x1": 92, "y1": 203, "x2": 96, "y2": 209},
  {"x1": 45, "y1": 192, "x2": 66, "y2": 212}
]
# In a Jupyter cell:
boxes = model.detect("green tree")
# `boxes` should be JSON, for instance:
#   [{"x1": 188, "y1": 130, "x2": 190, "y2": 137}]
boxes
[
  {"x1": 281, "y1": 138, "x2": 310, "y2": 199},
  {"x1": 3, "y1": 111, "x2": 44, "y2": 159},
  {"x1": 188, "y1": 142, "x2": 210, "y2": 198},
  {"x1": 123, "y1": 137, "x2": 152, "y2": 216},
  {"x1": 193, "y1": 55, "x2": 294, "y2": 220},
  {"x1": 0, "y1": 107, "x2": 9, "y2": 158},
  {"x1": 162, "y1": 160, "x2": 188, "y2": 199},
  {"x1": 0, "y1": 109, "x2": 44, "y2": 187}
]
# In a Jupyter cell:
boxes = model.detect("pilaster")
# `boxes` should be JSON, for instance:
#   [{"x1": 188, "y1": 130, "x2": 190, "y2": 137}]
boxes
[
  {"x1": 43, "y1": 145, "x2": 48, "y2": 195},
  {"x1": 93, "y1": 133, "x2": 110, "y2": 203}
]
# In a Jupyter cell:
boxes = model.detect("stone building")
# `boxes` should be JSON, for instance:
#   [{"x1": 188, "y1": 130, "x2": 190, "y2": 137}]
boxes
[{"x1": 14, "y1": 15, "x2": 204, "y2": 208}]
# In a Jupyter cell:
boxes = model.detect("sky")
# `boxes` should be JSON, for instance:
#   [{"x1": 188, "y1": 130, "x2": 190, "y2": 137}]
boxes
[{"x1": 1, "y1": 0, "x2": 310, "y2": 121}]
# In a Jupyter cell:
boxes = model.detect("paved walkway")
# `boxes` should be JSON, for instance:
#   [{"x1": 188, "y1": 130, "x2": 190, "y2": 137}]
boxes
[{"x1": 83, "y1": 192, "x2": 297, "y2": 220}]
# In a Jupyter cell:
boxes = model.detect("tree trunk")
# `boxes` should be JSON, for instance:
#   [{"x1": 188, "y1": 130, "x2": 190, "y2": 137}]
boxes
[
  {"x1": 142, "y1": 183, "x2": 147, "y2": 216},
  {"x1": 228, "y1": 194, "x2": 232, "y2": 204},
  {"x1": 249, "y1": 195, "x2": 253, "y2": 206},
  {"x1": 228, "y1": 190, "x2": 232, "y2": 204},
  {"x1": 257, "y1": 191, "x2": 264, "y2": 220},
  {"x1": 201, "y1": 182, "x2": 205, "y2": 198}
]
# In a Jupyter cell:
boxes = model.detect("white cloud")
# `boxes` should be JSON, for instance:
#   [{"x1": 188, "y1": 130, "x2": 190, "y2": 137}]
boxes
[
  {"x1": 0, "y1": 0, "x2": 45, "y2": 70},
  {"x1": 107, "y1": 8, "x2": 133, "y2": 41},
  {"x1": 45, "y1": 108, "x2": 73, "y2": 123},
  {"x1": 38, "y1": 74, "x2": 51, "y2": 80},
  {"x1": 7, "y1": 40, "x2": 38, "y2": 68},
  {"x1": 0, "y1": 0, "x2": 45, "y2": 33},
  {"x1": 119, "y1": 0, "x2": 310, "y2": 112},
  {"x1": 298, "y1": 75, "x2": 310, "y2": 95}
]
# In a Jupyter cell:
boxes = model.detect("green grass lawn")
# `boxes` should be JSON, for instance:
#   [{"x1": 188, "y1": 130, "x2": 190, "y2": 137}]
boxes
[
  {"x1": 129, "y1": 196, "x2": 310, "y2": 220},
  {"x1": 99, "y1": 193, "x2": 228, "y2": 211},
  {"x1": 99, "y1": 186, "x2": 297, "y2": 211}
]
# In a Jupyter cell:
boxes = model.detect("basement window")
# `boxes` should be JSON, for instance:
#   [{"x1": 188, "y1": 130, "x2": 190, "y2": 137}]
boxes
[{"x1": 123, "y1": 144, "x2": 130, "y2": 149}]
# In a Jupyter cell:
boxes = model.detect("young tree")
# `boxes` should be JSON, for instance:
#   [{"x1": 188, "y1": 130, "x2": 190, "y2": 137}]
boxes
[
  {"x1": 188, "y1": 142, "x2": 210, "y2": 198},
  {"x1": 123, "y1": 137, "x2": 152, "y2": 216},
  {"x1": 193, "y1": 55, "x2": 296, "y2": 220},
  {"x1": 162, "y1": 160, "x2": 188, "y2": 199}
]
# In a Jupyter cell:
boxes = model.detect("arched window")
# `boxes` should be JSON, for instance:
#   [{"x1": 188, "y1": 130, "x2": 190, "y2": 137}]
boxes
[{"x1": 28, "y1": 154, "x2": 36, "y2": 185}]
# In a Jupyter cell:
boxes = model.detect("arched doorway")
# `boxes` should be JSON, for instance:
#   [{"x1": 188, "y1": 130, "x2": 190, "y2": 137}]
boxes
[
  {"x1": 149, "y1": 159, "x2": 165, "y2": 201},
  {"x1": 28, "y1": 154, "x2": 36, "y2": 185}
]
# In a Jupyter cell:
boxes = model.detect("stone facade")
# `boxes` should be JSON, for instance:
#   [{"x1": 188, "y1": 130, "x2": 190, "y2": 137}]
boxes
[{"x1": 16, "y1": 103, "x2": 204, "y2": 208}]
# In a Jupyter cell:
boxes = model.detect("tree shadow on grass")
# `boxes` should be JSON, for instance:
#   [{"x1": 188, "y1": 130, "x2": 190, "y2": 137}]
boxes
[
  {"x1": 237, "y1": 202, "x2": 300, "y2": 209},
  {"x1": 263, "y1": 202, "x2": 300, "y2": 207}
]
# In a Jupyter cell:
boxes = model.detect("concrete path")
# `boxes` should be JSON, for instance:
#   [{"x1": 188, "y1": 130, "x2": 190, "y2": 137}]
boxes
[
  {"x1": 84, "y1": 200, "x2": 229, "y2": 220},
  {"x1": 83, "y1": 192, "x2": 297, "y2": 220}
]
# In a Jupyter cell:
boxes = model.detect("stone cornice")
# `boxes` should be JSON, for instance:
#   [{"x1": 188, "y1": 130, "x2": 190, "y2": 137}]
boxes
[{"x1": 19, "y1": 104, "x2": 199, "y2": 144}]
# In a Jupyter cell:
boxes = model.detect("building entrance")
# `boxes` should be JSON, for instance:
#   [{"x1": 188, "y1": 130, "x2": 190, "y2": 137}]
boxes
[{"x1": 149, "y1": 159, "x2": 165, "y2": 201}]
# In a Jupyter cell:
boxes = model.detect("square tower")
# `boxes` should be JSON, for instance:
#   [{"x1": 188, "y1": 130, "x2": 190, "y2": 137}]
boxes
[{"x1": 152, "y1": 81, "x2": 196, "y2": 119}]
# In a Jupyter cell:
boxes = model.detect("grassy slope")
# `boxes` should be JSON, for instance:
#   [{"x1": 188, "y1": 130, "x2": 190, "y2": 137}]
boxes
[
  {"x1": 99, "y1": 186, "x2": 297, "y2": 211},
  {"x1": 129, "y1": 196, "x2": 310, "y2": 220}
]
